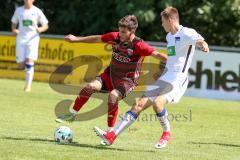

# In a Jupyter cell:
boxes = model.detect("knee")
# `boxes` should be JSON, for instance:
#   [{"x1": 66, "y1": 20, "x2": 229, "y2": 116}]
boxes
[
  {"x1": 18, "y1": 64, "x2": 24, "y2": 70},
  {"x1": 153, "y1": 96, "x2": 166, "y2": 111},
  {"x1": 132, "y1": 101, "x2": 145, "y2": 114},
  {"x1": 25, "y1": 58, "x2": 34, "y2": 64},
  {"x1": 108, "y1": 90, "x2": 121, "y2": 103},
  {"x1": 80, "y1": 83, "x2": 96, "y2": 96},
  {"x1": 85, "y1": 83, "x2": 97, "y2": 91},
  {"x1": 153, "y1": 96, "x2": 165, "y2": 106}
]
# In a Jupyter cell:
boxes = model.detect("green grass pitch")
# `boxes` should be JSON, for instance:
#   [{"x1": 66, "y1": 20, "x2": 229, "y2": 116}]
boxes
[{"x1": 0, "y1": 78, "x2": 239, "y2": 160}]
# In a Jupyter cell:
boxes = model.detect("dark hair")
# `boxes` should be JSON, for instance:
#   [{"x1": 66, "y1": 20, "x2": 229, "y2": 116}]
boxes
[
  {"x1": 160, "y1": 6, "x2": 179, "y2": 20},
  {"x1": 118, "y1": 15, "x2": 138, "y2": 30}
]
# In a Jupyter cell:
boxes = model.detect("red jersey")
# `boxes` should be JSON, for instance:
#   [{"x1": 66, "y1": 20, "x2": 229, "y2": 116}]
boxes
[{"x1": 101, "y1": 32, "x2": 154, "y2": 83}]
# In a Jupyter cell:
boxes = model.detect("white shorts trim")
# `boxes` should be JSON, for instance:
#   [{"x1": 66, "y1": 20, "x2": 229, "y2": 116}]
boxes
[{"x1": 145, "y1": 77, "x2": 188, "y2": 104}]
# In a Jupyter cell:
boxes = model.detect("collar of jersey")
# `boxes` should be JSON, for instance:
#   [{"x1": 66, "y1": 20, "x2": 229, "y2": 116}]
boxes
[{"x1": 170, "y1": 25, "x2": 183, "y2": 36}]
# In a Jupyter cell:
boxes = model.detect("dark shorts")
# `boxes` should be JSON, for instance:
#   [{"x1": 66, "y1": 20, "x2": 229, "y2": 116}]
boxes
[{"x1": 96, "y1": 72, "x2": 136, "y2": 98}]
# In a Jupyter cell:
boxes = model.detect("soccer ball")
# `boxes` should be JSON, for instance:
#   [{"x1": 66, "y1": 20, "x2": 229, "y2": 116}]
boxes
[{"x1": 54, "y1": 126, "x2": 73, "y2": 143}]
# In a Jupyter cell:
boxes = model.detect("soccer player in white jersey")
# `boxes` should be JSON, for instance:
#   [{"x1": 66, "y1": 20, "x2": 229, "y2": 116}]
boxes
[
  {"x1": 94, "y1": 6, "x2": 209, "y2": 149},
  {"x1": 11, "y1": 0, "x2": 48, "y2": 92}
]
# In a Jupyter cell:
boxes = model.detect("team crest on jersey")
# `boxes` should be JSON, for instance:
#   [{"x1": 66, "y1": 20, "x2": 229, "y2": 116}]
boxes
[
  {"x1": 175, "y1": 37, "x2": 181, "y2": 42},
  {"x1": 113, "y1": 41, "x2": 134, "y2": 57},
  {"x1": 113, "y1": 43, "x2": 119, "y2": 50},
  {"x1": 127, "y1": 49, "x2": 133, "y2": 56}
]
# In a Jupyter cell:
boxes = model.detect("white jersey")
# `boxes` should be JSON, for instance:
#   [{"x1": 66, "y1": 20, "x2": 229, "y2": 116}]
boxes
[
  {"x1": 161, "y1": 25, "x2": 204, "y2": 83},
  {"x1": 11, "y1": 5, "x2": 48, "y2": 40},
  {"x1": 145, "y1": 25, "x2": 204, "y2": 103}
]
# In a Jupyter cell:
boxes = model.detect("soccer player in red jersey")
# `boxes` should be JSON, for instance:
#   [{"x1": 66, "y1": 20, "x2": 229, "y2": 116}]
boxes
[{"x1": 55, "y1": 15, "x2": 167, "y2": 133}]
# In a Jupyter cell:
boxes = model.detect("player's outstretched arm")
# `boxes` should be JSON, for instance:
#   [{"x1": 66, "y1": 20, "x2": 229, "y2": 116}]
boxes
[
  {"x1": 11, "y1": 23, "x2": 19, "y2": 35},
  {"x1": 196, "y1": 39, "x2": 209, "y2": 53},
  {"x1": 64, "y1": 34, "x2": 102, "y2": 43},
  {"x1": 151, "y1": 50, "x2": 168, "y2": 62}
]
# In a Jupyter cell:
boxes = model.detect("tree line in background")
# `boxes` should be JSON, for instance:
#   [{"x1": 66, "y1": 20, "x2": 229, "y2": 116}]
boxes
[{"x1": 1, "y1": 0, "x2": 240, "y2": 47}]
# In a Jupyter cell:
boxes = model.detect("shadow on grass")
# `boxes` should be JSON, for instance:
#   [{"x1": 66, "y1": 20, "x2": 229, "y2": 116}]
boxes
[
  {"x1": 1, "y1": 136, "x2": 155, "y2": 153},
  {"x1": 188, "y1": 141, "x2": 240, "y2": 148},
  {"x1": 1, "y1": 136, "x2": 55, "y2": 143}
]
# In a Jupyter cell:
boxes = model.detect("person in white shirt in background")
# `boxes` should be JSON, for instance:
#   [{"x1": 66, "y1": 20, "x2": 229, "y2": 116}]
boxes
[
  {"x1": 94, "y1": 6, "x2": 209, "y2": 149},
  {"x1": 11, "y1": 0, "x2": 48, "y2": 92}
]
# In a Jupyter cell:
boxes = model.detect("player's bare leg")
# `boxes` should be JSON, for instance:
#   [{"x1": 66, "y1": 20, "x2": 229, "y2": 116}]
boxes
[
  {"x1": 152, "y1": 96, "x2": 171, "y2": 149},
  {"x1": 94, "y1": 96, "x2": 152, "y2": 145},
  {"x1": 18, "y1": 62, "x2": 25, "y2": 70},
  {"x1": 97, "y1": 89, "x2": 122, "y2": 145},
  {"x1": 107, "y1": 89, "x2": 122, "y2": 130},
  {"x1": 24, "y1": 58, "x2": 34, "y2": 92},
  {"x1": 55, "y1": 80, "x2": 102, "y2": 123}
]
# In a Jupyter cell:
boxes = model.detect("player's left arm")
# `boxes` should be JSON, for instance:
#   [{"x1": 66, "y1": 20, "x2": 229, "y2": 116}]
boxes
[
  {"x1": 37, "y1": 10, "x2": 49, "y2": 33},
  {"x1": 150, "y1": 51, "x2": 167, "y2": 80},
  {"x1": 139, "y1": 41, "x2": 167, "y2": 62},
  {"x1": 196, "y1": 39, "x2": 209, "y2": 53},
  {"x1": 37, "y1": 24, "x2": 49, "y2": 33},
  {"x1": 186, "y1": 29, "x2": 209, "y2": 53},
  {"x1": 151, "y1": 50, "x2": 167, "y2": 62}
]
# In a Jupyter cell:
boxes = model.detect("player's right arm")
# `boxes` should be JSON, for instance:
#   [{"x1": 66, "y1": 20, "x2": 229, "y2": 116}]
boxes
[
  {"x1": 11, "y1": 8, "x2": 19, "y2": 35},
  {"x1": 64, "y1": 34, "x2": 102, "y2": 43},
  {"x1": 65, "y1": 32, "x2": 118, "y2": 43},
  {"x1": 11, "y1": 23, "x2": 19, "y2": 35},
  {"x1": 151, "y1": 50, "x2": 167, "y2": 62}
]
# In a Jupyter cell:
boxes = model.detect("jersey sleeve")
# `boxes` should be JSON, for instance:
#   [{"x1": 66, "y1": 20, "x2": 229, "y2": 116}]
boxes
[
  {"x1": 11, "y1": 9, "x2": 19, "y2": 24},
  {"x1": 185, "y1": 29, "x2": 204, "y2": 45},
  {"x1": 136, "y1": 41, "x2": 155, "y2": 56},
  {"x1": 101, "y1": 32, "x2": 118, "y2": 42},
  {"x1": 38, "y1": 9, "x2": 48, "y2": 25}
]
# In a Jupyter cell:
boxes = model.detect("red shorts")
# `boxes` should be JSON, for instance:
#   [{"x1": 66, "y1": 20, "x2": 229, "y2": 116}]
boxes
[{"x1": 96, "y1": 72, "x2": 136, "y2": 98}]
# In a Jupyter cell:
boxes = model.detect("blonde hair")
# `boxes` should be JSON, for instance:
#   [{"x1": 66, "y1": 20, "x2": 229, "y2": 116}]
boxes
[{"x1": 160, "y1": 6, "x2": 179, "y2": 21}]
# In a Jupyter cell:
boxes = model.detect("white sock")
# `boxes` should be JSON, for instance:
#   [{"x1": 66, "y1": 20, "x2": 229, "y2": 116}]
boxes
[
  {"x1": 156, "y1": 108, "x2": 170, "y2": 132},
  {"x1": 114, "y1": 111, "x2": 138, "y2": 136},
  {"x1": 25, "y1": 63, "x2": 34, "y2": 87}
]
